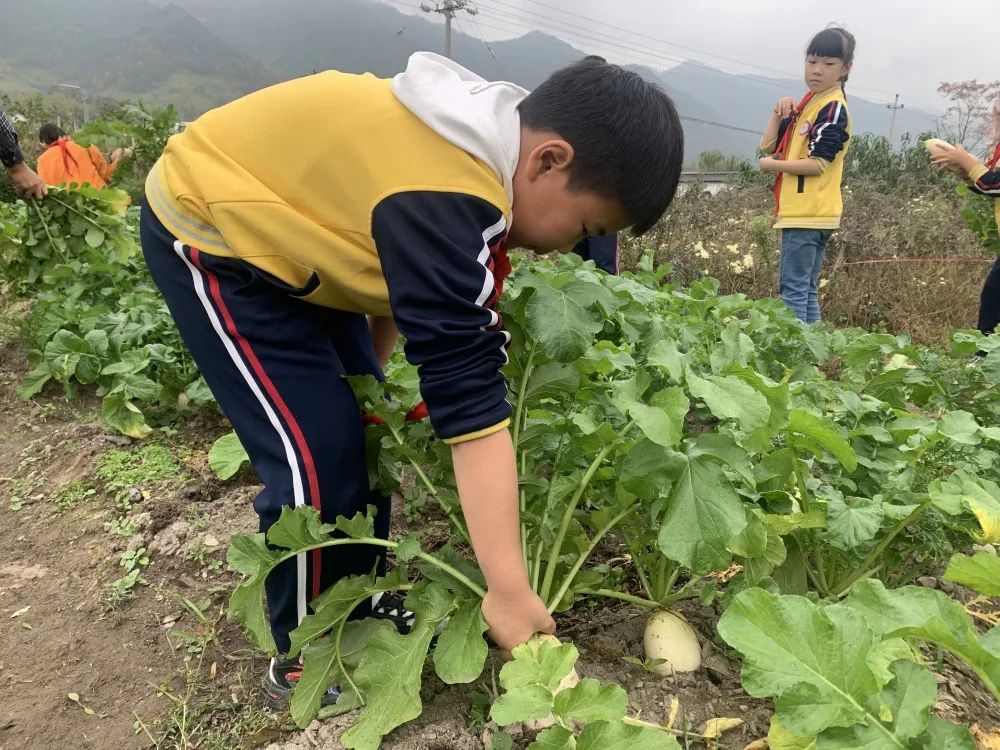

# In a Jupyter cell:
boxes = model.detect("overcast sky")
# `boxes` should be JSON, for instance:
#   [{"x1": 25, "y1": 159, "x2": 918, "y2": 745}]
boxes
[{"x1": 387, "y1": 0, "x2": 998, "y2": 115}]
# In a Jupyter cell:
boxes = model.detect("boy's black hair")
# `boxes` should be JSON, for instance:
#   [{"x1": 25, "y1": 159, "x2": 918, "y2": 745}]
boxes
[
  {"x1": 39, "y1": 123, "x2": 66, "y2": 145},
  {"x1": 806, "y1": 26, "x2": 856, "y2": 85},
  {"x1": 519, "y1": 55, "x2": 683, "y2": 236}
]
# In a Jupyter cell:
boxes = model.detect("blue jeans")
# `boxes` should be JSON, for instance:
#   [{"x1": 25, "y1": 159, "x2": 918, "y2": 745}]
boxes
[{"x1": 779, "y1": 229, "x2": 832, "y2": 323}]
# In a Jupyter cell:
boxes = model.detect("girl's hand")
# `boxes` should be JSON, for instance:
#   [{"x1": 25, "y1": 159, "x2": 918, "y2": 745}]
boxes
[
  {"x1": 774, "y1": 97, "x2": 796, "y2": 117},
  {"x1": 931, "y1": 144, "x2": 981, "y2": 175},
  {"x1": 759, "y1": 156, "x2": 777, "y2": 173}
]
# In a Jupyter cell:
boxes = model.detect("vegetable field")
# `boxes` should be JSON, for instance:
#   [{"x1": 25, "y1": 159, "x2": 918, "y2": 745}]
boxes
[{"x1": 1, "y1": 189, "x2": 998, "y2": 750}]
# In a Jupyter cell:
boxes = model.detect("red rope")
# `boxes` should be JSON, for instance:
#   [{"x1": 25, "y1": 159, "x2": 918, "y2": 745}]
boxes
[
  {"x1": 841, "y1": 257, "x2": 993, "y2": 267},
  {"x1": 772, "y1": 91, "x2": 815, "y2": 217}
]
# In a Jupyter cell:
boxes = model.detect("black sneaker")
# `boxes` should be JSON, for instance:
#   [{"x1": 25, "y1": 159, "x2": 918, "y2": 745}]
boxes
[
  {"x1": 371, "y1": 591, "x2": 416, "y2": 634},
  {"x1": 262, "y1": 655, "x2": 340, "y2": 711}
]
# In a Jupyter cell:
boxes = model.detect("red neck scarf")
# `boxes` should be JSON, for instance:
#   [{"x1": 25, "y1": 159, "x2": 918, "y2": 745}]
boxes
[
  {"x1": 47, "y1": 137, "x2": 79, "y2": 172},
  {"x1": 772, "y1": 91, "x2": 815, "y2": 215},
  {"x1": 987, "y1": 141, "x2": 1000, "y2": 171}
]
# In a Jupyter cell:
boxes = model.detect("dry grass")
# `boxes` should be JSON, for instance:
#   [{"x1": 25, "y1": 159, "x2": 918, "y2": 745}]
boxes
[{"x1": 625, "y1": 180, "x2": 989, "y2": 344}]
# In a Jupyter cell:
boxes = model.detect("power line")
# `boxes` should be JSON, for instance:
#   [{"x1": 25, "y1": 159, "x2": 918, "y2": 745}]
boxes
[
  {"x1": 384, "y1": 0, "x2": 942, "y2": 120},
  {"x1": 515, "y1": 0, "x2": 941, "y2": 109}
]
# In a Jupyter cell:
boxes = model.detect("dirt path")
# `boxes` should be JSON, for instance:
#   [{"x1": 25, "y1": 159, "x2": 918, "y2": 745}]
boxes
[{"x1": 0, "y1": 334, "x2": 262, "y2": 750}]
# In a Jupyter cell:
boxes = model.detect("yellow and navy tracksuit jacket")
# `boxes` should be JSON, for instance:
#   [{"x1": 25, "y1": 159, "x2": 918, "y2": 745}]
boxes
[
  {"x1": 968, "y1": 162, "x2": 1000, "y2": 232},
  {"x1": 766, "y1": 86, "x2": 851, "y2": 230},
  {"x1": 146, "y1": 69, "x2": 515, "y2": 444}
]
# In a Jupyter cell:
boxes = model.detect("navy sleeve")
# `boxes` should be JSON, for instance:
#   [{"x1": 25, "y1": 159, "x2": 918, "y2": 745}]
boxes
[
  {"x1": 766, "y1": 117, "x2": 792, "y2": 154},
  {"x1": 372, "y1": 191, "x2": 512, "y2": 443},
  {"x1": 571, "y1": 234, "x2": 619, "y2": 274},
  {"x1": 808, "y1": 101, "x2": 850, "y2": 161},
  {"x1": 0, "y1": 107, "x2": 24, "y2": 168},
  {"x1": 970, "y1": 167, "x2": 1000, "y2": 197}
]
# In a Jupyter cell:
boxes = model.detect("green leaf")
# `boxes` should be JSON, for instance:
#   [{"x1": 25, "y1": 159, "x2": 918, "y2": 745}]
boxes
[
  {"x1": 552, "y1": 678, "x2": 628, "y2": 723},
  {"x1": 928, "y1": 472, "x2": 1000, "y2": 542},
  {"x1": 525, "y1": 281, "x2": 605, "y2": 362},
  {"x1": 718, "y1": 588, "x2": 881, "y2": 737},
  {"x1": 102, "y1": 394, "x2": 152, "y2": 438},
  {"x1": 16, "y1": 363, "x2": 52, "y2": 399},
  {"x1": 432, "y1": 597, "x2": 489, "y2": 684},
  {"x1": 838, "y1": 580, "x2": 1000, "y2": 697},
  {"x1": 207, "y1": 431, "x2": 250, "y2": 480},
  {"x1": 267, "y1": 506, "x2": 338, "y2": 550},
  {"x1": 943, "y1": 552, "x2": 1000, "y2": 597},
  {"x1": 84, "y1": 226, "x2": 105, "y2": 248},
  {"x1": 827, "y1": 497, "x2": 884, "y2": 551},
  {"x1": 919, "y1": 718, "x2": 977, "y2": 749},
  {"x1": 816, "y1": 661, "x2": 936, "y2": 748},
  {"x1": 395, "y1": 533, "x2": 422, "y2": 562},
  {"x1": 614, "y1": 386, "x2": 688, "y2": 448},
  {"x1": 525, "y1": 362, "x2": 581, "y2": 402},
  {"x1": 290, "y1": 637, "x2": 341, "y2": 728},
  {"x1": 289, "y1": 573, "x2": 374, "y2": 657},
  {"x1": 226, "y1": 533, "x2": 281, "y2": 652},
  {"x1": 619, "y1": 439, "x2": 674, "y2": 498},
  {"x1": 686, "y1": 369, "x2": 770, "y2": 432},
  {"x1": 768, "y1": 717, "x2": 817, "y2": 750},
  {"x1": 501, "y1": 637, "x2": 578, "y2": 692},
  {"x1": 658, "y1": 455, "x2": 747, "y2": 574},
  {"x1": 576, "y1": 721, "x2": 681, "y2": 750},
  {"x1": 787, "y1": 410, "x2": 858, "y2": 471},
  {"x1": 528, "y1": 726, "x2": 576, "y2": 750},
  {"x1": 491, "y1": 684, "x2": 554, "y2": 726},
  {"x1": 938, "y1": 410, "x2": 982, "y2": 445},
  {"x1": 341, "y1": 582, "x2": 456, "y2": 750},
  {"x1": 646, "y1": 339, "x2": 685, "y2": 382}
]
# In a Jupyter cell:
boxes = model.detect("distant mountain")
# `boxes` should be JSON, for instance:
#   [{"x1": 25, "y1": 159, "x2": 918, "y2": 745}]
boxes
[
  {"x1": 4, "y1": 0, "x2": 939, "y2": 158},
  {"x1": 0, "y1": 0, "x2": 275, "y2": 117}
]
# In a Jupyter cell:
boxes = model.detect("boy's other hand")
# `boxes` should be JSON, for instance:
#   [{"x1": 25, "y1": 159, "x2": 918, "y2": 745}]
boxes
[
  {"x1": 774, "y1": 97, "x2": 796, "y2": 117},
  {"x1": 482, "y1": 586, "x2": 556, "y2": 657}
]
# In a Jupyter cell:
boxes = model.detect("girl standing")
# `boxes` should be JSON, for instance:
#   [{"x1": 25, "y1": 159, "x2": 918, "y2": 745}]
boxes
[{"x1": 759, "y1": 26, "x2": 856, "y2": 324}]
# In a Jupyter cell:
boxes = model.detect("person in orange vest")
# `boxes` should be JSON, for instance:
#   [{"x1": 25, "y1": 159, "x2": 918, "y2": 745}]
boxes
[{"x1": 36, "y1": 123, "x2": 131, "y2": 188}]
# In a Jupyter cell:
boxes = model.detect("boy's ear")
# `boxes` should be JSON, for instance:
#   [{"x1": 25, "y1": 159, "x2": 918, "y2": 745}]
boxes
[{"x1": 531, "y1": 139, "x2": 575, "y2": 177}]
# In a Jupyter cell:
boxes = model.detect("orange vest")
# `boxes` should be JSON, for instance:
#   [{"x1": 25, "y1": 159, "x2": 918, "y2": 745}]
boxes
[{"x1": 37, "y1": 138, "x2": 115, "y2": 188}]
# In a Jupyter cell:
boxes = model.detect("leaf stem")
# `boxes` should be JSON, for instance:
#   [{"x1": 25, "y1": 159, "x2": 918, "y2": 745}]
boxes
[
  {"x1": 386, "y1": 422, "x2": 471, "y2": 548},
  {"x1": 262, "y1": 536, "x2": 485, "y2": 599},
  {"x1": 830, "y1": 501, "x2": 929, "y2": 598},
  {"x1": 576, "y1": 588, "x2": 661, "y2": 610},
  {"x1": 539, "y1": 420, "x2": 635, "y2": 603},
  {"x1": 546, "y1": 502, "x2": 639, "y2": 613}
]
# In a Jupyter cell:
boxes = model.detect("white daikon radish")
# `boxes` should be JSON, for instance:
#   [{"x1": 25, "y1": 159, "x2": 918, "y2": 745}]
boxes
[
  {"x1": 643, "y1": 609, "x2": 702, "y2": 676},
  {"x1": 923, "y1": 137, "x2": 955, "y2": 157}
]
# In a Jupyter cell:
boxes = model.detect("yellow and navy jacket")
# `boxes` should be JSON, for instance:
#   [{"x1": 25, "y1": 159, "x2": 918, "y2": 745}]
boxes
[
  {"x1": 768, "y1": 86, "x2": 851, "y2": 230},
  {"x1": 968, "y1": 163, "x2": 1000, "y2": 233},
  {"x1": 146, "y1": 59, "x2": 524, "y2": 445}
]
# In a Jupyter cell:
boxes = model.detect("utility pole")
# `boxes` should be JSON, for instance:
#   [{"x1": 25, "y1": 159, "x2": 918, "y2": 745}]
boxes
[
  {"x1": 57, "y1": 82, "x2": 87, "y2": 125},
  {"x1": 420, "y1": 0, "x2": 477, "y2": 60},
  {"x1": 886, "y1": 94, "x2": 904, "y2": 144}
]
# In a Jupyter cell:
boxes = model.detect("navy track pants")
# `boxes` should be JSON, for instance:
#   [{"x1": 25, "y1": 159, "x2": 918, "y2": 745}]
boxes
[{"x1": 140, "y1": 201, "x2": 389, "y2": 653}]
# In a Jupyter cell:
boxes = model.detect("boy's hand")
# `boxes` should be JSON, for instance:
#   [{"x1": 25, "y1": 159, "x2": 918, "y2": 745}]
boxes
[
  {"x1": 774, "y1": 97, "x2": 796, "y2": 117},
  {"x1": 482, "y1": 586, "x2": 556, "y2": 656}
]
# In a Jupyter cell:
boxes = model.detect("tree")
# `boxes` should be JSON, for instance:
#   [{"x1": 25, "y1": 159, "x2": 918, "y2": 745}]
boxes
[{"x1": 937, "y1": 79, "x2": 1000, "y2": 155}]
